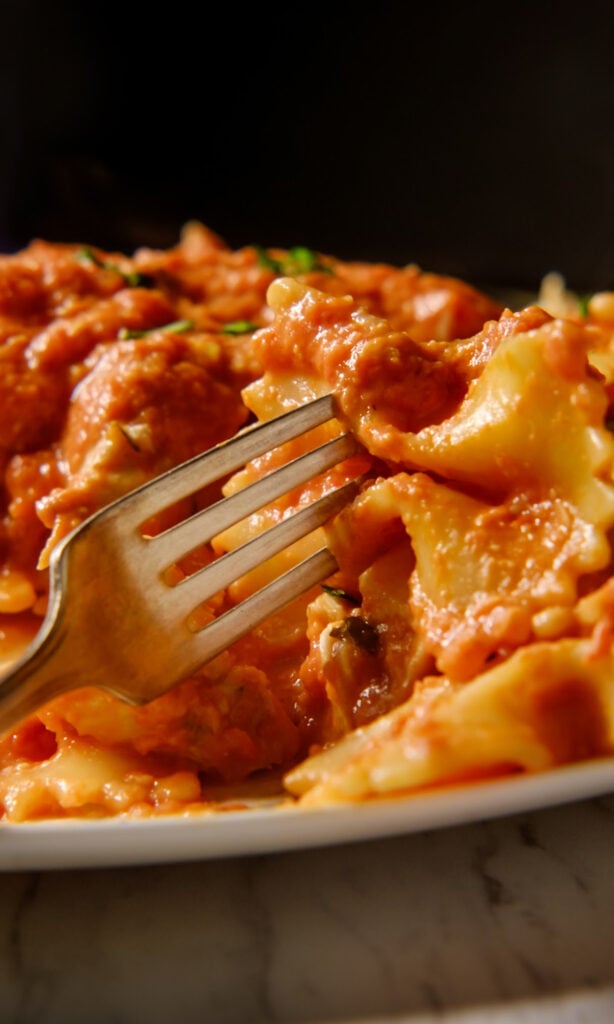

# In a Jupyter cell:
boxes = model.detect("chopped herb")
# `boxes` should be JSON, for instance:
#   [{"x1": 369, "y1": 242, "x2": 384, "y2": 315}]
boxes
[
  {"x1": 221, "y1": 320, "x2": 260, "y2": 335},
  {"x1": 578, "y1": 293, "x2": 591, "y2": 318},
  {"x1": 254, "y1": 245, "x2": 282, "y2": 273},
  {"x1": 321, "y1": 584, "x2": 361, "y2": 605},
  {"x1": 285, "y1": 246, "x2": 333, "y2": 275},
  {"x1": 254, "y1": 244, "x2": 333, "y2": 277},
  {"x1": 330, "y1": 616, "x2": 380, "y2": 655},
  {"x1": 117, "y1": 319, "x2": 194, "y2": 340},
  {"x1": 76, "y1": 246, "x2": 155, "y2": 288}
]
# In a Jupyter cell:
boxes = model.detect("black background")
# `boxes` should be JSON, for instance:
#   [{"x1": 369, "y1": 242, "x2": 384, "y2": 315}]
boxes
[{"x1": 1, "y1": 1, "x2": 614, "y2": 292}]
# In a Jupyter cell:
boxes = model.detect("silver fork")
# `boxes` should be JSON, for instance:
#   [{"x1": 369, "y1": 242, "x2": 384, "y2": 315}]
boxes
[{"x1": 0, "y1": 395, "x2": 364, "y2": 733}]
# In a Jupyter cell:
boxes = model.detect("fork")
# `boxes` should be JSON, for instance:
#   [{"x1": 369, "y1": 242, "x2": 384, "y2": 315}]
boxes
[{"x1": 0, "y1": 394, "x2": 364, "y2": 733}]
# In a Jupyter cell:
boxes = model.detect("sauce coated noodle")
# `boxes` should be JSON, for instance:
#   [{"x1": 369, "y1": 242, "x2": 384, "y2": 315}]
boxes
[{"x1": 0, "y1": 222, "x2": 613, "y2": 820}]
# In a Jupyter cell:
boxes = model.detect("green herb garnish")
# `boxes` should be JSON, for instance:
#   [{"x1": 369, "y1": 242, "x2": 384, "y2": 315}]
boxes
[
  {"x1": 577, "y1": 293, "x2": 591, "y2": 318},
  {"x1": 254, "y1": 245, "x2": 283, "y2": 273},
  {"x1": 76, "y1": 246, "x2": 155, "y2": 288},
  {"x1": 322, "y1": 584, "x2": 360, "y2": 605},
  {"x1": 254, "y1": 244, "x2": 333, "y2": 277},
  {"x1": 221, "y1": 320, "x2": 260, "y2": 335},
  {"x1": 118, "y1": 319, "x2": 194, "y2": 340},
  {"x1": 285, "y1": 245, "x2": 333, "y2": 275}
]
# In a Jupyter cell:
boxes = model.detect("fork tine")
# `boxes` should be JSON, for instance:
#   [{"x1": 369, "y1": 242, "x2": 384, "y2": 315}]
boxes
[
  {"x1": 168, "y1": 477, "x2": 362, "y2": 621},
  {"x1": 144, "y1": 432, "x2": 358, "y2": 573},
  {"x1": 183, "y1": 548, "x2": 338, "y2": 669},
  {"x1": 111, "y1": 393, "x2": 339, "y2": 530}
]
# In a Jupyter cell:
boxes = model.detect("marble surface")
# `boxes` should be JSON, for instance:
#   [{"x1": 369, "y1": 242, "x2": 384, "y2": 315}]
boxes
[{"x1": 0, "y1": 793, "x2": 613, "y2": 1024}]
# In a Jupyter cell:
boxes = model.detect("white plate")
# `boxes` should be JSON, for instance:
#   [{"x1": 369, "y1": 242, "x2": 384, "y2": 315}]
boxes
[
  {"x1": 1, "y1": 757, "x2": 614, "y2": 871},
  {"x1": 0, "y1": 285, "x2": 604, "y2": 873}
]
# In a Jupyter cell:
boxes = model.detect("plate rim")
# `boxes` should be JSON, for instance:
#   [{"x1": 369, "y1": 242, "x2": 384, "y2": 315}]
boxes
[{"x1": 1, "y1": 755, "x2": 614, "y2": 872}]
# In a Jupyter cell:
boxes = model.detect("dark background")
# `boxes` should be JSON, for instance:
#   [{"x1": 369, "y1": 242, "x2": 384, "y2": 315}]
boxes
[{"x1": 1, "y1": 1, "x2": 614, "y2": 292}]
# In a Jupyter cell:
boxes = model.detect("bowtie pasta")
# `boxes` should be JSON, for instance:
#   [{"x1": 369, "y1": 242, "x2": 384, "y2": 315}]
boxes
[{"x1": 0, "y1": 222, "x2": 613, "y2": 820}]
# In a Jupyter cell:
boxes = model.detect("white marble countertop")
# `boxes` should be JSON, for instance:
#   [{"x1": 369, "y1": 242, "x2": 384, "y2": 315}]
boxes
[{"x1": 0, "y1": 792, "x2": 613, "y2": 1024}]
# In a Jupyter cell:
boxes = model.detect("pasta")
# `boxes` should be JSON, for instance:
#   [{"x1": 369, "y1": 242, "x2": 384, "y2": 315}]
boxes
[{"x1": 0, "y1": 221, "x2": 613, "y2": 820}]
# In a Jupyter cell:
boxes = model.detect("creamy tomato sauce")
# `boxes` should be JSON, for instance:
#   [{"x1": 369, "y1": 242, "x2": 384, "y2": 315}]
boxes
[{"x1": 2, "y1": 222, "x2": 614, "y2": 820}]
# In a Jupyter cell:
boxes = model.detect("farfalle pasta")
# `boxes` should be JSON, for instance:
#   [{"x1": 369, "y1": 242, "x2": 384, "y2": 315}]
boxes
[{"x1": 0, "y1": 222, "x2": 613, "y2": 820}]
